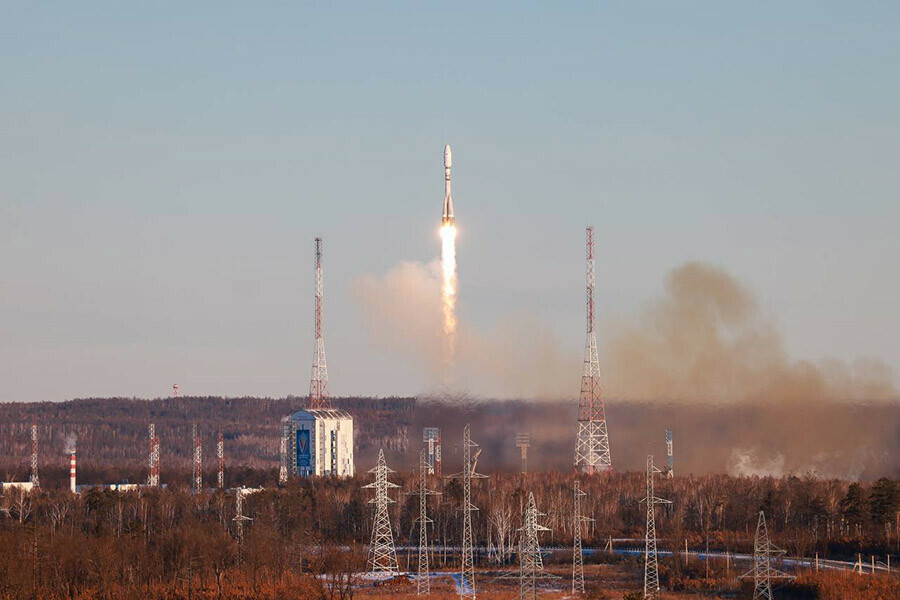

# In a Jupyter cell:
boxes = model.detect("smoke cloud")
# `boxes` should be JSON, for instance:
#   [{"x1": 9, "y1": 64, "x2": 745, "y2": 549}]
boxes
[
  {"x1": 602, "y1": 261, "x2": 897, "y2": 404},
  {"x1": 63, "y1": 433, "x2": 77, "y2": 454}
]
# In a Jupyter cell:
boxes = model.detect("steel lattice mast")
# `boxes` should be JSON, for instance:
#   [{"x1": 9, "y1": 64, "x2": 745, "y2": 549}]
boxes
[
  {"x1": 572, "y1": 480, "x2": 593, "y2": 594},
  {"x1": 519, "y1": 492, "x2": 551, "y2": 600},
  {"x1": 192, "y1": 424, "x2": 202, "y2": 495},
  {"x1": 30, "y1": 421, "x2": 39, "y2": 488},
  {"x1": 233, "y1": 488, "x2": 253, "y2": 561},
  {"x1": 407, "y1": 449, "x2": 440, "y2": 595},
  {"x1": 642, "y1": 455, "x2": 671, "y2": 599},
  {"x1": 217, "y1": 431, "x2": 224, "y2": 489},
  {"x1": 309, "y1": 237, "x2": 330, "y2": 410},
  {"x1": 148, "y1": 422, "x2": 160, "y2": 487},
  {"x1": 451, "y1": 424, "x2": 488, "y2": 599},
  {"x1": 278, "y1": 419, "x2": 289, "y2": 484},
  {"x1": 739, "y1": 511, "x2": 794, "y2": 600},
  {"x1": 574, "y1": 226, "x2": 612, "y2": 473},
  {"x1": 365, "y1": 449, "x2": 400, "y2": 574}
]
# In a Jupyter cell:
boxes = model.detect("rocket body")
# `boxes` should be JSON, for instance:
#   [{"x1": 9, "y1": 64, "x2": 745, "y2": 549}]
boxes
[{"x1": 442, "y1": 145, "x2": 454, "y2": 226}]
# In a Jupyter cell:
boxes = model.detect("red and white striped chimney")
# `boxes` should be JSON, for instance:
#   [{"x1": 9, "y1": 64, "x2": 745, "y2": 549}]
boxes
[{"x1": 69, "y1": 452, "x2": 77, "y2": 493}]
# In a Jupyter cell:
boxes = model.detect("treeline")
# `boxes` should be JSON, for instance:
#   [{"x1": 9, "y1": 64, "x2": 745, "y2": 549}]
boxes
[{"x1": 0, "y1": 471, "x2": 898, "y2": 598}]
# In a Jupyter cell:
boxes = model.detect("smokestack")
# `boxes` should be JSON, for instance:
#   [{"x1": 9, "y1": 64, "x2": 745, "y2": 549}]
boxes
[{"x1": 69, "y1": 451, "x2": 76, "y2": 494}]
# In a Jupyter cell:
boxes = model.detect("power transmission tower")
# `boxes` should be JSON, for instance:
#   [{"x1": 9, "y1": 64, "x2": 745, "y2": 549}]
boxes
[
  {"x1": 406, "y1": 449, "x2": 440, "y2": 595},
  {"x1": 739, "y1": 511, "x2": 794, "y2": 599},
  {"x1": 365, "y1": 449, "x2": 400, "y2": 575},
  {"x1": 572, "y1": 480, "x2": 593, "y2": 594},
  {"x1": 518, "y1": 492, "x2": 551, "y2": 600},
  {"x1": 148, "y1": 422, "x2": 160, "y2": 487},
  {"x1": 516, "y1": 433, "x2": 531, "y2": 473},
  {"x1": 217, "y1": 431, "x2": 224, "y2": 489},
  {"x1": 574, "y1": 226, "x2": 612, "y2": 473},
  {"x1": 451, "y1": 424, "x2": 489, "y2": 599},
  {"x1": 233, "y1": 488, "x2": 253, "y2": 561},
  {"x1": 309, "y1": 237, "x2": 331, "y2": 409},
  {"x1": 642, "y1": 455, "x2": 671, "y2": 599},
  {"x1": 192, "y1": 424, "x2": 202, "y2": 495},
  {"x1": 30, "y1": 421, "x2": 39, "y2": 489}
]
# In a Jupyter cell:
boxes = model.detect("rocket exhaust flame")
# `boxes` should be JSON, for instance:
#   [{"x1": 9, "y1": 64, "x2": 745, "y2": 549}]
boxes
[{"x1": 440, "y1": 145, "x2": 457, "y2": 359}]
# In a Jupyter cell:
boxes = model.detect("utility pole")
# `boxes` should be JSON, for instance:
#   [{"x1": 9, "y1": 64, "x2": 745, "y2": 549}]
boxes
[
  {"x1": 451, "y1": 424, "x2": 489, "y2": 599},
  {"x1": 642, "y1": 455, "x2": 671, "y2": 599},
  {"x1": 574, "y1": 226, "x2": 612, "y2": 473},
  {"x1": 407, "y1": 449, "x2": 440, "y2": 595},
  {"x1": 365, "y1": 449, "x2": 399, "y2": 574},
  {"x1": 739, "y1": 511, "x2": 795, "y2": 599},
  {"x1": 519, "y1": 492, "x2": 550, "y2": 600},
  {"x1": 572, "y1": 480, "x2": 593, "y2": 594},
  {"x1": 516, "y1": 433, "x2": 531, "y2": 473}
]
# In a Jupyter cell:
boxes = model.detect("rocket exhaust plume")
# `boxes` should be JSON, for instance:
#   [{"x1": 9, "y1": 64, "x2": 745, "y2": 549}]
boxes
[{"x1": 440, "y1": 145, "x2": 457, "y2": 359}]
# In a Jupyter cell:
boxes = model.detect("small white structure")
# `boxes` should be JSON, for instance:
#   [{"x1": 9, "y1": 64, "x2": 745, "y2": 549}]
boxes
[
  {"x1": 283, "y1": 409, "x2": 354, "y2": 477},
  {"x1": 0, "y1": 482, "x2": 34, "y2": 493}
]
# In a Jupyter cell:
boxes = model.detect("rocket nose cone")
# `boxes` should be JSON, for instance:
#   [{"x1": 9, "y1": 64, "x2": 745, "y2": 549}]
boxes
[{"x1": 444, "y1": 145, "x2": 452, "y2": 168}]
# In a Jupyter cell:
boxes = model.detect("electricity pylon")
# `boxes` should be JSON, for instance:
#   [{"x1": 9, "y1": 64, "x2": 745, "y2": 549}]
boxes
[
  {"x1": 233, "y1": 487, "x2": 253, "y2": 562},
  {"x1": 30, "y1": 421, "x2": 39, "y2": 488},
  {"x1": 450, "y1": 424, "x2": 488, "y2": 599},
  {"x1": 642, "y1": 455, "x2": 671, "y2": 599},
  {"x1": 365, "y1": 449, "x2": 400, "y2": 575},
  {"x1": 148, "y1": 422, "x2": 160, "y2": 487},
  {"x1": 739, "y1": 511, "x2": 795, "y2": 599},
  {"x1": 572, "y1": 480, "x2": 593, "y2": 594},
  {"x1": 519, "y1": 492, "x2": 551, "y2": 600},
  {"x1": 406, "y1": 449, "x2": 440, "y2": 595}
]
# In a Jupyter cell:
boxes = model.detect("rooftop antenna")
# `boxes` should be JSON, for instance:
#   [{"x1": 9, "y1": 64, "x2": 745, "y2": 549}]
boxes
[
  {"x1": 515, "y1": 432, "x2": 531, "y2": 474},
  {"x1": 365, "y1": 449, "x2": 400, "y2": 575},
  {"x1": 451, "y1": 424, "x2": 489, "y2": 599},
  {"x1": 574, "y1": 226, "x2": 612, "y2": 473},
  {"x1": 642, "y1": 455, "x2": 671, "y2": 599},
  {"x1": 572, "y1": 480, "x2": 593, "y2": 594},
  {"x1": 407, "y1": 449, "x2": 441, "y2": 595},
  {"x1": 309, "y1": 237, "x2": 331, "y2": 409}
]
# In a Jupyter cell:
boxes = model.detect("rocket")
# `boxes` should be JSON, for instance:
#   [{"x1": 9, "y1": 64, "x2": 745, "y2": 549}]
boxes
[{"x1": 442, "y1": 144, "x2": 454, "y2": 226}]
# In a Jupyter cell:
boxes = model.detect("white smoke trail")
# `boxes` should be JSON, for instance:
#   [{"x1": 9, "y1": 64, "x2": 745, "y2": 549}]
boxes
[{"x1": 440, "y1": 223, "x2": 457, "y2": 359}]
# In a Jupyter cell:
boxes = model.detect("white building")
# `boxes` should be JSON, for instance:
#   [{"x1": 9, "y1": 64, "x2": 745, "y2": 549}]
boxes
[{"x1": 283, "y1": 409, "x2": 354, "y2": 477}]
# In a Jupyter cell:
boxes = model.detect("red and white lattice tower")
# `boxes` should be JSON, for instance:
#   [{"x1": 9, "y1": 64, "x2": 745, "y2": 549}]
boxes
[
  {"x1": 217, "y1": 431, "x2": 224, "y2": 489},
  {"x1": 574, "y1": 226, "x2": 612, "y2": 473},
  {"x1": 309, "y1": 237, "x2": 330, "y2": 409},
  {"x1": 148, "y1": 422, "x2": 160, "y2": 487},
  {"x1": 192, "y1": 423, "x2": 202, "y2": 495},
  {"x1": 30, "y1": 420, "x2": 40, "y2": 488}
]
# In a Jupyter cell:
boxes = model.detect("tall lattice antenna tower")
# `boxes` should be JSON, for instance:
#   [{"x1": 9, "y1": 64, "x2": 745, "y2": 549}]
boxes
[
  {"x1": 642, "y1": 455, "x2": 671, "y2": 599},
  {"x1": 574, "y1": 226, "x2": 612, "y2": 473},
  {"x1": 217, "y1": 431, "x2": 224, "y2": 489},
  {"x1": 30, "y1": 421, "x2": 39, "y2": 488},
  {"x1": 365, "y1": 449, "x2": 400, "y2": 574},
  {"x1": 519, "y1": 492, "x2": 551, "y2": 600},
  {"x1": 148, "y1": 422, "x2": 160, "y2": 487},
  {"x1": 665, "y1": 430, "x2": 674, "y2": 478},
  {"x1": 572, "y1": 480, "x2": 593, "y2": 595},
  {"x1": 515, "y1": 433, "x2": 531, "y2": 473},
  {"x1": 278, "y1": 418, "x2": 289, "y2": 485},
  {"x1": 309, "y1": 237, "x2": 330, "y2": 410},
  {"x1": 451, "y1": 424, "x2": 488, "y2": 599},
  {"x1": 739, "y1": 511, "x2": 794, "y2": 599},
  {"x1": 192, "y1": 424, "x2": 202, "y2": 495},
  {"x1": 407, "y1": 449, "x2": 440, "y2": 595}
]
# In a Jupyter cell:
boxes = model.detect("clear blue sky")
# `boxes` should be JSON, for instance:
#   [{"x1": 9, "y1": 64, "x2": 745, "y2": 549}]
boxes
[{"x1": 1, "y1": 3, "x2": 898, "y2": 402}]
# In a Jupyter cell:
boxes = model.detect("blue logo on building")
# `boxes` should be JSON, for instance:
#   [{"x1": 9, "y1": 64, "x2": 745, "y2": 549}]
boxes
[{"x1": 296, "y1": 430, "x2": 311, "y2": 467}]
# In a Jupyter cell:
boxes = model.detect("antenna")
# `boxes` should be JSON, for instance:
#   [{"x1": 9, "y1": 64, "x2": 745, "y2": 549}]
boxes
[
  {"x1": 309, "y1": 237, "x2": 331, "y2": 409},
  {"x1": 574, "y1": 226, "x2": 612, "y2": 473},
  {"x1": 515, "y1": 432, "x2": 531, "y2": 473},
  {"x1": 364, "y1": 449, "x2": 400, "y2": 574}
]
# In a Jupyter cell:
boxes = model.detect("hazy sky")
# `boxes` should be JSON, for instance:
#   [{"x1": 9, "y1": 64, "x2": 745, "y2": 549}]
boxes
[{"x1": 1, "y1": 3, "x2": 898, "y2": 402}]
